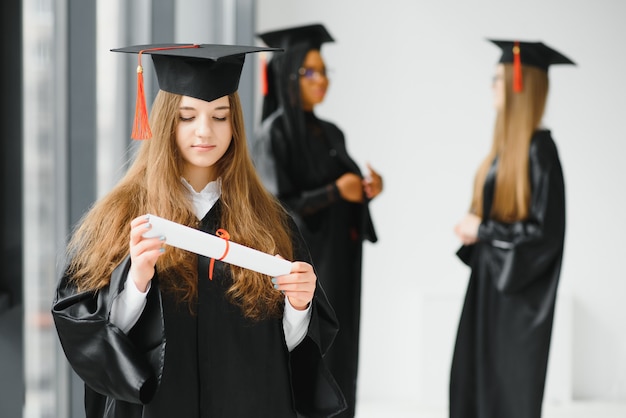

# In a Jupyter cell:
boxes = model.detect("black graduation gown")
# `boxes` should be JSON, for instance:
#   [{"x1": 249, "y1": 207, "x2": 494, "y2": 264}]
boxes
[
  {"x1": 52, "y1": 200, "x2": 346, "y2": 418},
  {"x1": 252, "y1": 109, "x2": 377, "y2": 417},
  {"x1": 450, "y1": 130, "x2": 566, "y2": 418}
]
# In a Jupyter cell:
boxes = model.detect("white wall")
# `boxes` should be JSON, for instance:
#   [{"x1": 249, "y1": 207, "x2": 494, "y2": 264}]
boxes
[{"x1": 257, "y1": 0, "x2": 626, "y2": 409}]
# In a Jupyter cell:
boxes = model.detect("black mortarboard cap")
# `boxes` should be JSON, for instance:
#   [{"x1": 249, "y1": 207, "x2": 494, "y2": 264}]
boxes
[
  {"x1": 488, "y1": 39, "x2": 575, "y2": 92},
  {"x1": 112, "y1": 43, "x2": 280, "y2": 139},
  {"x1": 257, "y1": 23, "x2": 334, "y2": 50},
  {"x1": 489, "y1": 39, "x2": 575, "y2": 71}
]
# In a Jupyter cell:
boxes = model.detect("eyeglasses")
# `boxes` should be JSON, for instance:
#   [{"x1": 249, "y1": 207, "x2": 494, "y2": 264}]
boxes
[{"x1": 298, "y1": 67, "x2": 328, "y2": 81}]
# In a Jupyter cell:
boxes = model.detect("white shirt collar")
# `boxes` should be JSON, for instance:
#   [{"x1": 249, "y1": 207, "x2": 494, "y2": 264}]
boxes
[{"x1": 181, "y1": 177, "x2": 221, "y2": 220}]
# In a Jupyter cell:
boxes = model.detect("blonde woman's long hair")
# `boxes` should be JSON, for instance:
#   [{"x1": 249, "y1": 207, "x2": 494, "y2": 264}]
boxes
[
  {"x1": 470, "y1": 64, "x2": 549, "y2": 222},
  {"x1": 65, "y1": 91, "x2": 293, "y2": 320}
]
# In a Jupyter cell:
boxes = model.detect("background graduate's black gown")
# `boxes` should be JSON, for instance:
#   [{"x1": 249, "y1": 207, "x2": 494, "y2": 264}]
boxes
[
  {"x1": 450, "y1": 130, "x2": 566, "y2": 418},
  {"x1": 253, "y1": 109, "x2": 377, "y2": 417},
  {"x1": 52, "y1": 201, "x2": 346, "y2": 418}
]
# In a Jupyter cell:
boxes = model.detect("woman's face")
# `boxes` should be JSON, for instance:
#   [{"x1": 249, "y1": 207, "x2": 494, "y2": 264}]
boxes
[
  {"x1": 175, "y1": 95, "x2": 232, "y2": 182},
  {"x1": 299, "y1": 49, "x2": 329, "y2": 111},
  {"x1": 492, "y1": 64, "x2": 506, "y2": 111}
]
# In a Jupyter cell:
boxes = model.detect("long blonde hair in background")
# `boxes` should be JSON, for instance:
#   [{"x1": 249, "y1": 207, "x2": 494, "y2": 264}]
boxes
[
  {"x1": 65, "y1": 91, "x2": 293, "y2": 320},
  {"x1": 471, "y1": 64, "x2": 549, "y2": 222}
]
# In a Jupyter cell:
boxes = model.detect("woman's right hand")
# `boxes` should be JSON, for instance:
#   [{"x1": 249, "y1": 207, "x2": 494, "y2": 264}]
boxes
[
  {"x1": 335, "y1": 172, "x2": 364, "y2": 203},
  {"x1": 363, "y1": 162, "x2": 383, "y2": 200},
  {"x1": 128, "y1": 215, "x2": 166, "y2": 292}
]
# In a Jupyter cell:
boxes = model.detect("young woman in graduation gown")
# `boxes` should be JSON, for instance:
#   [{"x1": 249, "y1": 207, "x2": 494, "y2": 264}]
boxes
[
  {"x1": 450, "y1": 40, "x2": 574, "y2": 418},
  {"x1": 251, "y1": 25, "x2": 383, "y2": 418},
  {"x1": 52, "y1": 44, "x2": 346, "y2": 418}
]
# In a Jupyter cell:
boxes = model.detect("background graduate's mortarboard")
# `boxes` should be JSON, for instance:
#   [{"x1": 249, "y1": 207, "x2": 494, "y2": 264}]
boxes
[
  {"x1": 257, "y1": 23, "x2": 334, "y2": 50},
  {"x1": 488, "y1": 39, "x2": 576, "y2": 93},
  {"x1": 256, "y1": 24, "x2": 334, "y2": 100},
  {"x1": 112, "y1": 43, "x2": 280, "y2": 139}
]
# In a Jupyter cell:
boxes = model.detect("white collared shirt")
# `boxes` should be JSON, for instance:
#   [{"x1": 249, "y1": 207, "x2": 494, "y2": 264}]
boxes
[{"x1": 181, "y1": 177, "x2": 221, "y2": 220}]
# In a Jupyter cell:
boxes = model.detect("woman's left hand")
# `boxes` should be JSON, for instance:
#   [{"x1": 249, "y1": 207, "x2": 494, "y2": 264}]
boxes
[
  {"x1": 363, "y1": 162, "x2": 383, "y2": 199},
  {"x1": 273, "y1": 259, "x2": 317, "y2": 311},
  {"x1": 454, "y1": 213, "x2": 481, "y2": 245}
]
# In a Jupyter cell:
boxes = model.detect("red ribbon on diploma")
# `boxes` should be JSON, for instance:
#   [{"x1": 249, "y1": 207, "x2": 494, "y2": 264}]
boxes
[{"x1": 209, "y1": 228, "x2": 230, "y2": 280}]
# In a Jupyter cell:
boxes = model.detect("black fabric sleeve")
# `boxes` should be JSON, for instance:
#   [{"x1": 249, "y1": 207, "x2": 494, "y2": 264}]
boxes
[
  {"x1": 51, "y1": 257, "x2": 165, "y2": 405},
  {"x1": 286, "y1": 216, "x2": 347, "y2": 417},
  {"x1": 253, "y1": 113, "x2": 378, "y2": 244},
  {"x1": 259, "y1": 116, "x2": 342, "y2": 217},
  {"x1": 287, "y1": 183, "x2": 342, "y2": 217}
]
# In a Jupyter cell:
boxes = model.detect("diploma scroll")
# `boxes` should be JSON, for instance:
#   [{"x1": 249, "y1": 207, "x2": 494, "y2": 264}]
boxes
[{"x1": 142, "y1": 214, "x2": 292, "y2": 277}]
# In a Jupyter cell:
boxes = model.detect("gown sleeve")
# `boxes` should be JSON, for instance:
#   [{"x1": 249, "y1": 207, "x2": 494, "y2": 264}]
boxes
[
  {"x1": 51, "y1": 256, "x2": 165, "y2": 405},
  {"x1": 286, "y1": 215, "x2": 348, "y2": 417},
  {"x1": 256, "y1": 113, "x2": 343, "y2": 217},
  {"x1": 467, "y1": 133, "x2": 566, "y2": 294}
]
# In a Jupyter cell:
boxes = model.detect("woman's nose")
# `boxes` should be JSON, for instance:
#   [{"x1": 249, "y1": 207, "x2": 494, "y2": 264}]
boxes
[{"x1": 195, "y1": 117, "x2": 211, "y2": 137}]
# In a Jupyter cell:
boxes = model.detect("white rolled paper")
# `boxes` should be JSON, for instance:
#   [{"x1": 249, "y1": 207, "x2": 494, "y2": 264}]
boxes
[{"x1": 142, "y1": 214, "x2": 292, "y2": 277}]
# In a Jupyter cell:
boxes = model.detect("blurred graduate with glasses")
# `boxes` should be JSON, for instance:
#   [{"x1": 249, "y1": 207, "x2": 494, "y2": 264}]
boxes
[{"x1": 252, "y1": 23, "x2": 383, "y2": 418}]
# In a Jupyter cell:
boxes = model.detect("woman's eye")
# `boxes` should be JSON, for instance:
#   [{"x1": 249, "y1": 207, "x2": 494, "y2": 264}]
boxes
[
  {"x1": 179, "y1": 115, "x2": 194, "y2": 122},
  {"x1": 213, "y1": 116, "x2": 227, "y2": 122}
]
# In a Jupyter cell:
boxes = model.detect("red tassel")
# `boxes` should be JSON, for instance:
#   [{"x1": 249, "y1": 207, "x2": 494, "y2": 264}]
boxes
[
  {"x1": 513, "y1": 41, "x2": 523, "y2": 93},
  {"x1": 130, "y1": 45, "x2": 200, "y2": 140},
  {"x1": 208, "y1": 228, "x2": 230, "y2": 280},
  {"x1": 131, "y1": 55, "x2": 152, "y2": 139},
  {"x1": 260, "y1": 52, "x2": 268, "y2": 96}
]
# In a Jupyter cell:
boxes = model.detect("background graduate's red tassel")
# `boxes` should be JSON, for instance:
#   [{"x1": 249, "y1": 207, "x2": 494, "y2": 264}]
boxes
[
  {"x1": 513, "y1": 41, "x2": 523, "y2": 93},
  {"x1": 131, "y1": 57, "x2": 152, "y2": 140},
  {"x1": 260, "y1": 52, "x2": 268, "y2": 96}
]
